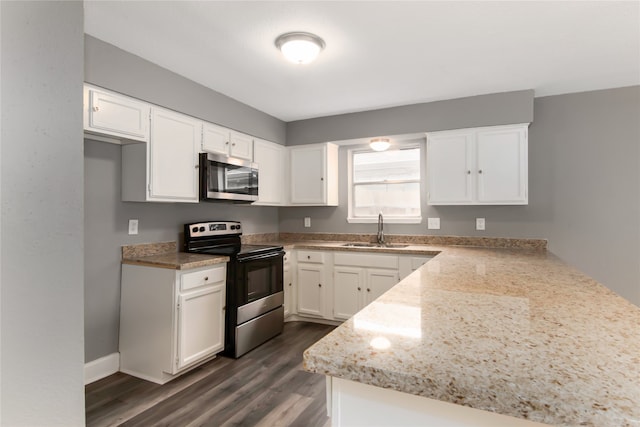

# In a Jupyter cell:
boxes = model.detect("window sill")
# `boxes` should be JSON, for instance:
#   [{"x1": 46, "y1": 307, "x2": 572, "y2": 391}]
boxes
[{"x1": 346, "y1": 217, "x2": 422, "y2": 224}]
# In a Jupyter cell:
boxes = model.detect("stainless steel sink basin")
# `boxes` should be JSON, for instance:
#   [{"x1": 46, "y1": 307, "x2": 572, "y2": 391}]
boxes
[{"x1": 341, "y1": 243, "x2": 408, "y2": 249}]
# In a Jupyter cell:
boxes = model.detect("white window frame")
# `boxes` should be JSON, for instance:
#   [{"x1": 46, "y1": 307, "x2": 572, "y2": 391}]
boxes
[{"x1": 347, "y1": 145, "x2": 422, "y2": 224}]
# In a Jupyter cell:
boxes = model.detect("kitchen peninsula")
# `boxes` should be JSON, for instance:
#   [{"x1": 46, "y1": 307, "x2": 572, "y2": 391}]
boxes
[{"x1": 302, "y1": 244, "x2": 640, "y2": 426}]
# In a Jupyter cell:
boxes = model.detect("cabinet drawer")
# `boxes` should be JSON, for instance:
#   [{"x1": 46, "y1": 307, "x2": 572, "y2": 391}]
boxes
[
  {"x1": 334, "y1": 252, "x2": 398, "y2": 269},
  {"x1": 181, "y1": 266, "x2": 226, "y2": 292},
  {"x1": 297, "y1": 250, "x2": 325, "y2": 263}
]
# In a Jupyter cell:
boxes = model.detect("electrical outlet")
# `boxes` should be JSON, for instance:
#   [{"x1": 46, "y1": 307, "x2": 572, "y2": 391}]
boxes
[
  {"x1": 128, "y1": 219, "x2": 139, "y2": 235},
  {"x1": 427, "y1": 217, "x2": 440, "y2": 230},
  {"x1": 304, "y1": 217, "x2": 311, "y2": 228},
  {"x1": 476, "y1": 218, "x2": 486, "y2": 231}
]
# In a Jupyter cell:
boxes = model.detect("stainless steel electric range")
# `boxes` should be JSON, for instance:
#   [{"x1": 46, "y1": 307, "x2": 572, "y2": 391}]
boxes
[{"x1": 184, "y1": 221, "x2": 284, "y2": 358}]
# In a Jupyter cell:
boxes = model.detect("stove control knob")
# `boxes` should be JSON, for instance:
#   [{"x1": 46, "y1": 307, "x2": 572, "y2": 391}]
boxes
[
  {"x1": 230, "y1": 225, "x2": 236, "y2": 230},
  {"x1": 192, "y1": 227, "x2": 198, "y2": 233},
  {"x1": 199, "y1": 226, "x2": 205, "y2": 232}
]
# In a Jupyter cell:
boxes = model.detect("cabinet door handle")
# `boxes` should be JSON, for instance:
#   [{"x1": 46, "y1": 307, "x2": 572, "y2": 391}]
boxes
[
  {"x1": 478, "y1": 169, "x2": 483, "y2": 174},
  {"x1": 318, "y1": 284, "x2": 322, "y2": 288},
  {"x1": 307, "y1": 255, "x2": 311, "y2": 259},
  {"x1": 204, "y1": 277, "x2": 209, "y2": 281},
  {"x1": 320, "y1": 177, "x2": 324, "y2": 181},
  {"x1": 288, "y1": 283, "x2": 292, "y2": 287},
  {"x1": 357, "y1": 287, "x2": 361, "y2": 291},
  {"x1": 367, "y1": 288, "x2": 371, "y2": 292},
  {"x1": 225, "y1": 141, "x2": 229, "y2": 145},
  {"x1": 93, "y1": 106, "x2": 100, "y2": 112},
  {"x1": 467, "y1": 170, "x2": 471, "y2": 174}
]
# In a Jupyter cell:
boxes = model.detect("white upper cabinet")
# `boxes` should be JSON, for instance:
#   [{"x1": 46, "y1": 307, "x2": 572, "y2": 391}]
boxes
[
  {"x1": 122, "y1": 107, "x2": 200, "y2": 203},
  {"x1": 83, "y1": 84, "x2": 150, "y2": 142},
  {"x1": 427, "y1": 123, "x2": 528, "y2": 205},
  {"x1": 202, "y1": 122, "x2": 253, "y2": 160},
  {"x1": 289, "y1": 143, "x2": 339, "y2": 206},
  {"x1": 253, "y1": 138, "x2": 286, "y2": 206}
]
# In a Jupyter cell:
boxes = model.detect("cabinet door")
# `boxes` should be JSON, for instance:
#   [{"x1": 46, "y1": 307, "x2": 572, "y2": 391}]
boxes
[
  {"x1": 427, "y1": 131, "x2": 474, "y2": 204},
  {"x1": 229, "y1": 131, "x2": 253, "y2": 160},
  {"x1": 85, "y1": 86, "x2": 150, "y2": 142},
  {"x1": 290, "y1": 145, "x2": 326, "y2": 204},
  {"x1": 476, "y1": 126, "x2": 528, "y2": 204},
  {"x1": 253, "y1": 139, "x2": 285, "y2": 205},
  {"x1": 364, "y1": 269, "x2": 399, "y2": 306},
  {"x1": 149, "y1": 108, "x2": 199, "y2": 202},
  {"x1": 202, "y1": 122, "x2": 230, "y2": 155},
  {"x1": 283, "y1": 262, "x2": 293, "y2": 317},
  {"x1": 297, "y1": 264, "x2": 324, "y2": 317},
  {"x1": 176, "y1": 283, "x2": 225, "y2": 371},
  {"x1": 333, "y1": 267, "x2": 365, "y2": 321}
]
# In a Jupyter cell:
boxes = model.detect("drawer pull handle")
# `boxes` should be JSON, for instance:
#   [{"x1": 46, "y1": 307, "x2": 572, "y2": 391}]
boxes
[
  {"x1": 357, "y1": 287, "x2": 361, "y2": 291},
  {"x1": 307, "y1": 255, "x2": 311, "y2": 259},
  {"x1": 318, "y1": 284, "x2": 322, "y2": 288},
  {"x1": 367, "y1": 288, "x2": 371, "y2": 292},
  {"x1": 204, "y1": 277, "x2": 209, "y2": 281}
]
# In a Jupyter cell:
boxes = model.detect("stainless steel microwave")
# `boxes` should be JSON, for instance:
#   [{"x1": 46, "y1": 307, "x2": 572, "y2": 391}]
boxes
[{"x1": 199, "y1": 153, "x2": 258, "y2": 203}]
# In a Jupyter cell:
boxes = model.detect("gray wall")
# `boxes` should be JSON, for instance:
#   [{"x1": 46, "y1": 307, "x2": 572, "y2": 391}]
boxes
[
  {"x1": 280, "y1": 87, "x2": 640, "y2": 306},
  {"x1": 1, "y1": 1, "x2": 85, "y2": 425},
  {"x1": 286, "y1": 90, "x2": 534, "y2": 145},
  {"x1": 85, "y1": 35, "x2": 287, "y2": 145},
  {"x1": 84, "y1": 37, "x2": 285, "y2": 362}
]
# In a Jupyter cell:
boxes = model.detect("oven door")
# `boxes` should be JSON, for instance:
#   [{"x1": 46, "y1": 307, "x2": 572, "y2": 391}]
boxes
[
  {"x1": 200, "y1": 152, "x2": 258, "y2": 202},
  {"x1": 235, "y1": 251, "x2": 284, "y2": 307}
]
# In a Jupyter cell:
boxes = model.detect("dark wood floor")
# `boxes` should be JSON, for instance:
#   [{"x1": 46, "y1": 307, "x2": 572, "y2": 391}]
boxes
[{"x1": 86, "y1": 321, "x2": 335, "y2": 427}]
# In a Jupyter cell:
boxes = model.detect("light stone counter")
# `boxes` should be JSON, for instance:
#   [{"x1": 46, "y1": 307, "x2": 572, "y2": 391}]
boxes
[
  {"x1": 303, "y1": 245, "x2": 640, "y2": 427},
  {"x1": 121, "y1": 241, "x2": 229, "y2": 270}
]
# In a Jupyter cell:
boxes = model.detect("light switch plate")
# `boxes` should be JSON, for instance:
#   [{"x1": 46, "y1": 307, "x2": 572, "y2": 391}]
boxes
[
  {"x1": 476, "y1": 218, "x2": 486, "y2": 231},
  {"x1": 128, "y1": 219, "x2": 139, "y2": 235},
  {"x1": 427, "y1": 217, "x2": 440, "y2": 230},
  {"x1": 304, "y1": 217, "x2": 311, "y2": 228}
]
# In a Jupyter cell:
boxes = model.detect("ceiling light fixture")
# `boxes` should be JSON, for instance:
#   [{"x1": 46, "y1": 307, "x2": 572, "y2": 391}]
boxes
[
  {"x1": 369, "y1": 138, "x2": 391, "y2": 152},
  {"x1": 275, "y1": 32, "x2": 325, "y2": 64}
]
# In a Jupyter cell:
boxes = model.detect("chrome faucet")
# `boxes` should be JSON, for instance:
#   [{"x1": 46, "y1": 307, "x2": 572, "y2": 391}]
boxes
[{"x1": 377, "y1": 212, "x2": 385, "y2": 245}]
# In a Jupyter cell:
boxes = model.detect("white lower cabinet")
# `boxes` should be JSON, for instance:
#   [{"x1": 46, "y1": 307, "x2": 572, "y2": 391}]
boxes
[
  {"x1": 333, "y1": 267, "x2": 365, "y2": 320},
  {"x1": 333, "y1": 253, "x2": 400, "y2": 321},
  {"x1": 292, "y1": 250, "x2": 432, "y2": 323},
  {"x1": 119, "y1": 263, "x2": 226, "y2": 384},
  {"x1": 296, "y1": 250, "x2": 330, "y2": 318}
]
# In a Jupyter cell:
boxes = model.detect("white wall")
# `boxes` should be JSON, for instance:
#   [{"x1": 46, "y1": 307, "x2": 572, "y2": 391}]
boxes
[{"x1": 1, "y1": 2, "x2": 85, "y2": 425}]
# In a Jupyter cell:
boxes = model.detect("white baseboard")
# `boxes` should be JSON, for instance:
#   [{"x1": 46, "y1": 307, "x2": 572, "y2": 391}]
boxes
[{"x1": 85, "y1": 352, "x2": 120, "y2": 385}]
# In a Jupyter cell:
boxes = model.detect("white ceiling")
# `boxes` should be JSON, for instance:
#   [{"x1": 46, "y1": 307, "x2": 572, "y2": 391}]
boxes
[{"x1": 84, "y1": 1, "x2": 640, "y2": 122}]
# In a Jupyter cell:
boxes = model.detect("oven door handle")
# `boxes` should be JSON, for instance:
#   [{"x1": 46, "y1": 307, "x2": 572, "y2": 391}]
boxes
[{"x1": 237, "y1": 251, "x2": 285, "y2": 263}]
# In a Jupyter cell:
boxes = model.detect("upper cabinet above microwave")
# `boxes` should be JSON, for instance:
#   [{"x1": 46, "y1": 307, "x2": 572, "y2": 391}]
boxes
[
  {"x1": 83, "y1": 84, "x2": 150, "y2": 143},
  {"x1": 426, "y1": 123, "x2": 529, "y2": 205},
  {"x1": 202, "y1": 123, "x2": 254, "y2": 161}
]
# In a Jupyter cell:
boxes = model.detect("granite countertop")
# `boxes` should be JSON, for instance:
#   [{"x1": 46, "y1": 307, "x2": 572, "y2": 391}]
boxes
[
  {"x1": 121, "y1": 241, "x2": 229, "y2": 270},
  {"x1": 303, "y1": 245, "x2": 640, "y2": 427}
]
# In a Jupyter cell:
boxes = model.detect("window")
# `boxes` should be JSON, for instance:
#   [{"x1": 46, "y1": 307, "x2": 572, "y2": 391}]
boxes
[{"x1": 348, "y1": 147, "x2": 421, "y2": 223}]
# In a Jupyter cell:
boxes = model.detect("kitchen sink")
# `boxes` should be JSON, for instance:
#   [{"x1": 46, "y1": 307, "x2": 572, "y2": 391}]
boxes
[{"x1": 341, "y1": 243, "x2": 408, "y2": 249}]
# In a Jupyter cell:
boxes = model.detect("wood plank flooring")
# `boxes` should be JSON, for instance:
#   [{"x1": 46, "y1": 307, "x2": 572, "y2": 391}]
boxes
[{"x1": 86, "y1": 321, "x2": 335, "y2": 427}]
